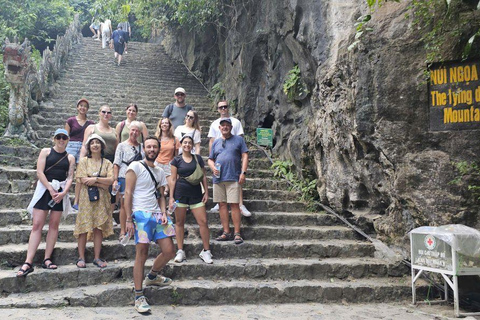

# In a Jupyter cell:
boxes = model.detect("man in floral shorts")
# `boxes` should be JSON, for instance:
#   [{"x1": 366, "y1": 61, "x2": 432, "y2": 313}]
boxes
[{"x1": 124, "y1": 136, "x2": 176, "y2": 314}]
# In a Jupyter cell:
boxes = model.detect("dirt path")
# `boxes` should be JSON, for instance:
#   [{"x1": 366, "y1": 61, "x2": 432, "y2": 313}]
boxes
[{"x1": 2, "y1": 302, "x2": 478, "y2": 319}]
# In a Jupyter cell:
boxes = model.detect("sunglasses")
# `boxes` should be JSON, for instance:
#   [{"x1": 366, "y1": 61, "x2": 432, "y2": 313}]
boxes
[
  {"x1": 101, "y1": 110, "x2": 112, "y2": 115},
  {"x1": 185, "y1": 115, "x2": 194, "y2": 120},
  {"x1": 218, "y1": 105, "x2": 228, "y2": 110},
  {"x1": 175, "y1": 93, "x2": 185, "y2": 97},
  {"x1": 55, "y1": 135, "x2": 69, "y2": 140}
]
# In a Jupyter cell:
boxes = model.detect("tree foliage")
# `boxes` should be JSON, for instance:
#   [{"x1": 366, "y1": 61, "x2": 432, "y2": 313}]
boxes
[{"x1": 0, "y1": 0, "x2": 74, "y2": 52}]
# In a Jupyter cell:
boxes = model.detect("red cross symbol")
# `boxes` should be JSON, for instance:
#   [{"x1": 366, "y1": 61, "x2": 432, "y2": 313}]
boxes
[{"x1": 427, "y1": 238, "x2": 433, "y2": 246}]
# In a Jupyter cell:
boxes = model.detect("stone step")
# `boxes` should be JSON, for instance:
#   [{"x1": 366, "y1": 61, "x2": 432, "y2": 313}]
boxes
[
  {"x1": 33, "y1": 118, "x2": 221, "y2": 131},
  {"x1": 0, "y1": 224, "x2": 358, "y2": 246},
  {"x1": 48, "y1": 94, "x2": 212, "y2": 106},
  {"x1": 0, "y1": 257, "x2": 409, "y2": 294},
  {"x1": 0, "y1": 276, "x2": 425, "y2": 308},
  {"x1": 0, "y1": 238, "x2": 375, "y2": 266},
  {"x1": 0, "y1": 193, "x2": 32, "y2": 209},
  {"x1": 0, "y1": 209, "x2": 29, "y2": 226}
]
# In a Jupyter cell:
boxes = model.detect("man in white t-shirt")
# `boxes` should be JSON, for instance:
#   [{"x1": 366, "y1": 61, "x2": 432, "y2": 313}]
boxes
[
  {"x1": 124, "y1": 136, "x2": 176, "y2": 314},
  {"x1": 208, "y1": 100, "x2": 251, "y2": 217}
]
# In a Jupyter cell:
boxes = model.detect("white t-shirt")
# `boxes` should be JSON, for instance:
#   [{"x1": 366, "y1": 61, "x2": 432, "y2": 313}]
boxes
[
  {"x1": 208, "y1": 117, "x2": 244, "y2": 139},
  {"x1": 174, "y1": 125, "x2": 201, "y2": 154},
  {"x1": 127, "y1": 161, "x2": 167, "y2": 212}
]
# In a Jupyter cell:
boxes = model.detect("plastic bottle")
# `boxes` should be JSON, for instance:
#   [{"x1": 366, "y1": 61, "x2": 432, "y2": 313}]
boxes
[
  {"x1": 214, "y1": 163, "x2": 221, "y2": 178},
  {"x1": 120, "y1": 232, "x2": 131, "y2": 246},
  {"x1": 48, "y1": 199, "x2": 56, "y2": 208},
  {"x1": 112, "y1": 180, "x2": 121, "y2": 196},
  {"x1": 168, "y1": 200, "x2": 179, "y2": 216}
]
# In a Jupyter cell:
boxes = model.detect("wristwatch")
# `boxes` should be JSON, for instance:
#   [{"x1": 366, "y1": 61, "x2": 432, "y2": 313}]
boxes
[{"x1": 242, "y1": 171, "x2": 247, "y2": 175}]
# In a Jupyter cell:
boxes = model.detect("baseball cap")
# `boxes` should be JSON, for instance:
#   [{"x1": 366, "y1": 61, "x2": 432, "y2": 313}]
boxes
[
  {"x1": 219, "y1": 118, "x2": 232, "y2": 125},
  {"x1": 174, "y1": 87, "x2": 186, "y2": 95},
  {"x1": 54, "y1": 128, "x2": 69, "y2": 138},
  {"x1": 77, "y1": 98, "x2": 90, "y2": 108}
]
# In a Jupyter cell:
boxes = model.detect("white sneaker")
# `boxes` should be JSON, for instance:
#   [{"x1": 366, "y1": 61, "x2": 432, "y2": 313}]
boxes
[
  {"x1": 174, "y1": 249, "x2": 186, "y2": 263},
  {"x1": 134, "y1": 296, "x2": 151, "y2": 313},
  {"x1": 240, "y1": 204, "x2": 252, "y2": 217},
  {"x1": 199, "y1": 249, "x2": 213, "y2": 264},
  {"x1": 210, "y1": 204, "x2": 219, "y2": 213}
]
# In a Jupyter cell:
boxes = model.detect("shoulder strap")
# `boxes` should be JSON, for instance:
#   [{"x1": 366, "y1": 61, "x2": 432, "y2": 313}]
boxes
[
  {"x1": 44, "y1": 150, "x2": 68, "y2": 173},
  {"x1": 119, "y1": 120, "x2": 126, "y2": 134},
  {"x1": 167, "y1": 104, "x2": 174, "y2": 117},
  {"x1": 140, "y1": 161, "x2": 158, "y2": 188}
]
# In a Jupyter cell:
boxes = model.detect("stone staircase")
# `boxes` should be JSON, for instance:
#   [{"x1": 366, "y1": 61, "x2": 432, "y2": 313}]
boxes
[{"x1": 0, "y1": 37, "x2": 423, "y2": 308}]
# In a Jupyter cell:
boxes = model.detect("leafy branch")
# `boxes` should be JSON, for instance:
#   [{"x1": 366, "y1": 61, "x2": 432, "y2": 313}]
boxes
[{"x1": 271, "y1": 160, "x2": 319, "y2": 211}]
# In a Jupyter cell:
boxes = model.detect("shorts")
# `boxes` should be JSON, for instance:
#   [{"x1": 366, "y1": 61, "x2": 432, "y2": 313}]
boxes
[
  {"x1": 117, "y1": 177, "x2": 126, "y2": 195},
  {"x1": 132, "y1": 210, "x2": 176, "y2": 244},
  {"x1": 156, "y1": 163, "x2": 171, "y2": 176},
  {"x1": 114, "y1": 42, "x2": 125, "y2": 55},
  {"x1": 66, "y1": 141, "x2": 82, "y2": 163},
  {"x1": 213, "y1": 181, "x2": 240, "y2": 204},
  {"x1": 177, "y1": 200, "x2": 205, "y2": 209},
  {"x1": 33, "y1": 188, "x2": 64, "y2": 211}
]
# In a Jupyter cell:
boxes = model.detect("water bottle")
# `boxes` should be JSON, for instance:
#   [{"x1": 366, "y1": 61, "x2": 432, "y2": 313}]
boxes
[
  {"x1": 120, "y1": 232, "x2": 131, "y2": 246},
  {"x1": 214, "y1": 163, "x2": 221, "y2": 178},
  {"x1": 112, "y1": 180, "x2": 121, "y2": 196},
  {"x1": 168, "y1": 200, "x2": 179, "y2": 216}
]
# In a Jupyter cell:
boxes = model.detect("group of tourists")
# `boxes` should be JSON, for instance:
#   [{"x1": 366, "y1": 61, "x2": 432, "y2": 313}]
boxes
[
  {"x1": 90, "y1": 16, "x2": 131, "y2": 66},
  {"x1": 16, "y1": 87, "x2": 251, "y2": 314}
]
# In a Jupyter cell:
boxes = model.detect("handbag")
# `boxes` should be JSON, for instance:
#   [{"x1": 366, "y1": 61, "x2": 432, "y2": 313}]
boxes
[
  {"x1": 183, "y1": 154, "x2": 204, "y2": 185},
  {"x1": 87, "y1": 186, "x2": 99, "y2": 201},
  {"x1": 122, "y1": 144, "x2": 143, "y2": 166},
  {"x1": 87, "y1": 158, "x2": 103, "y2": 202}
]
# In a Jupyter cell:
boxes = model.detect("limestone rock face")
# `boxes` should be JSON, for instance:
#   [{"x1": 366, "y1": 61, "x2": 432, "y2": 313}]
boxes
[{"x1": 161, "y1": 0, "x2": 480, "y2": 245}]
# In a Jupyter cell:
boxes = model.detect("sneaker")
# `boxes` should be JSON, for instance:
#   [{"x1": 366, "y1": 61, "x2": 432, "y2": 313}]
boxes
[
  {"x1": 174, "y1": 249, "x2": 186, "y2": 263},
  {"x1": 144, "y1": 274, "x2": 172, "y2": 287},
  {"x1": 240, "y1": 204, "x2": 252, "y2": 217},
  {"x1": 199, "y1": 249, "x2": 213, "y2": 264},
  {"x1": 134, "y1": 296, "x2": 151, "y2": 313},
  {"x1": 72, "y1": 204, "x2": 79, "y2": 211},
  {"x1": 210, "y1": 204, "x2": 219, "y2": 213}
]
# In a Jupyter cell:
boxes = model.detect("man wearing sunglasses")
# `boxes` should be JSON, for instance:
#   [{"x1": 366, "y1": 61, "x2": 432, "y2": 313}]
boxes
[
  {"x1": 208, "y1": 101, "x2": 251, "y2": 217},
  {"x1": 161, "y1": 87, "x2": 194, "y2": 129}
]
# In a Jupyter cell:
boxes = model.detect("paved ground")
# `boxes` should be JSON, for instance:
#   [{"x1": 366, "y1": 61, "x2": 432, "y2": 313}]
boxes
[{"x1": 2, "y1": 303, "x2": 479, "y2": 319}]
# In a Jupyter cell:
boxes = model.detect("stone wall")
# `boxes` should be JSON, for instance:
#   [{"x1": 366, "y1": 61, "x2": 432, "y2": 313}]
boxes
[{"x1": 161, "y1": 0, "x2": 480, "y2": 247}]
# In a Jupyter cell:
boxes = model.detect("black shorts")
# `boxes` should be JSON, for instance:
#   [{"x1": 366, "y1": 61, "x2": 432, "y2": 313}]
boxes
[
  {"x1": 33, "y1": 188, "x2": 64, "y2": 211},
  {"x1": 114, "y1": 42, "x2": 124, "y2": 55}
]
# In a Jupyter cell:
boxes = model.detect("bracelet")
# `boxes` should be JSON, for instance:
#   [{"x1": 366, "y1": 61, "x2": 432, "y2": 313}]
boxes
[{"x1": 126, "y1": 220, "x2": 133, "y2": 223}]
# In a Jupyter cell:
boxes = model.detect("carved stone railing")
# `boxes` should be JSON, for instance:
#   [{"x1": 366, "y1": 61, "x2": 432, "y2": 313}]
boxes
[{"x1": 2, "y1": 14, "x2": 82, "y2": 140}]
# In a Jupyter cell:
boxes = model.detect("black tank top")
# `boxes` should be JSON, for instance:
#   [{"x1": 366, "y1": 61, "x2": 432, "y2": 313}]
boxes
[{"x1": 44, "y1": 148, "x2": 69, "y2": 181}]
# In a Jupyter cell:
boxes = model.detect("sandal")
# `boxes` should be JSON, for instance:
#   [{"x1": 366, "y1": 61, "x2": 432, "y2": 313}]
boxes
[
  {"x1": 41, "y1": 258, "x2": 57, "y2": 270},
  {"x1": 234, "y1": 233, "x2": 244, "y2": 245},
  {"x1": 93, "y1": 258, "x2": 107, "y2": 268},
  {"x1": 16, "y1": 262, "x2": 34, "y2": 277},
  {"x1": 215, "y1": 231, "x2": 233, "y2": 241},
  {"x1": 76, "y1": 258, "x2": 86, "y2": 268}
]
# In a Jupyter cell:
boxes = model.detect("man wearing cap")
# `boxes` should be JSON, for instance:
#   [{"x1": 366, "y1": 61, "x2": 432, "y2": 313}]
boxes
[
  {"x1": 110, "y1": 24, "x2": 127, "y2": 66},
  {"x1": 124, "y1": 136, "x2": 176, "y2": 314},
  {"x1": 208, "y1": 118, "x2": 249, "y2": 245},
  {"x1": 161, "y1": 87, "x2": 194, "y2": 129},
  {"x1": 208, "y1": 101, "x2": 251, "y2": 217}
]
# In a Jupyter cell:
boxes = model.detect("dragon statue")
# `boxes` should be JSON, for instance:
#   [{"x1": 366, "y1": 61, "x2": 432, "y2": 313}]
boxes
[{"x1": 2, "y1": 37, "x2": 39, "y2": 140}]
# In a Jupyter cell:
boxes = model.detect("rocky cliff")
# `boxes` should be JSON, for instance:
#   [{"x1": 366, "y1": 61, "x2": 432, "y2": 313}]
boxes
[{"x1": 160, "y1": 0, "x2": 480, "y2": 247}]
